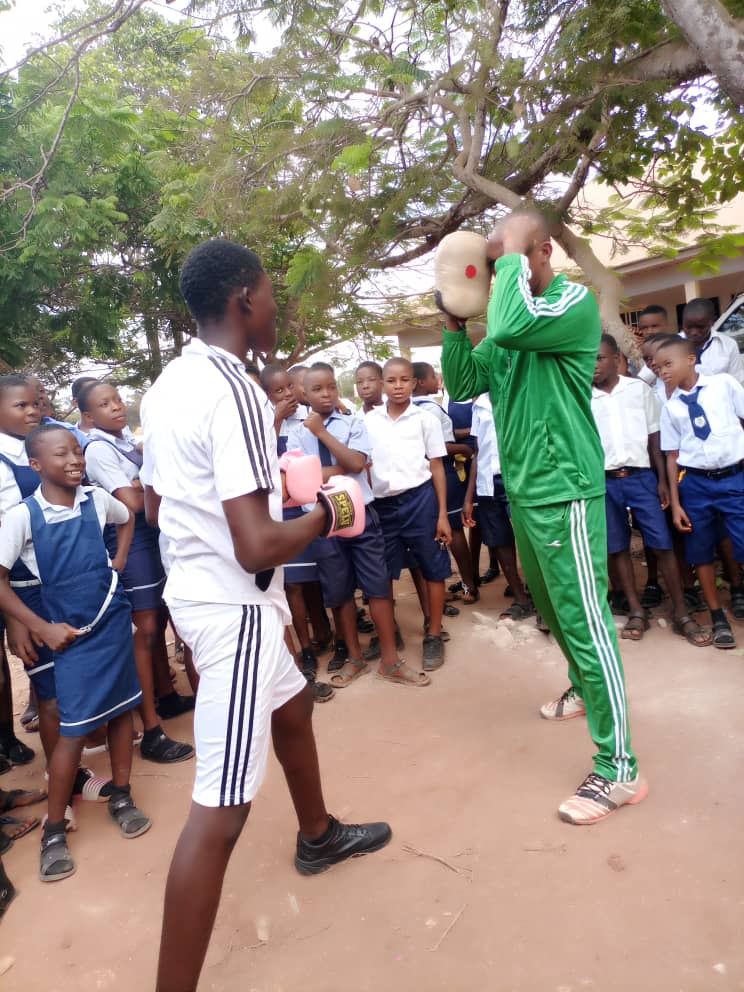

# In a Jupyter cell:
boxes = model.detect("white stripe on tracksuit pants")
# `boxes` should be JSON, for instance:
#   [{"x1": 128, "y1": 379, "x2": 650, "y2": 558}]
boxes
[{"x1": 509, "y1": 495, "x2": 637, "y2": 783}]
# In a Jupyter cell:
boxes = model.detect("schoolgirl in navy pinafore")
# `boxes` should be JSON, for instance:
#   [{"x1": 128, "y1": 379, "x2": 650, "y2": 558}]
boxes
[
  {"x1": 24, "y1": 492, "x2": 142, "y2": 736},
  {"x1": 0, "y1": 454, "x2": 56, "y2": 700},
  {"x1": 83, "y1": 439, "x2": 166, "y2": 613}
]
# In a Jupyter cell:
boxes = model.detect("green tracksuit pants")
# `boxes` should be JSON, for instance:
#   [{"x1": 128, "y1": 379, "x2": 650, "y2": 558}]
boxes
[{"x1": 510, "y1": 495, "x2": 638, "y2": 783}]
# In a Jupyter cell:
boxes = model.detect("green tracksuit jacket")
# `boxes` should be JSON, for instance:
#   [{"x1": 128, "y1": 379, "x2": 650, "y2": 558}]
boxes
[
  {"x1": 441, "y1": 253, "x2": 637, "y2": 783},
  {"x1": 441, "y1": 253, "x2": 604, "y2": 507}
]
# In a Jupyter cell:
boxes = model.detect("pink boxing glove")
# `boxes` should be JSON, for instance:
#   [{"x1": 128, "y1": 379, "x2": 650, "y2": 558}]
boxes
[
  {"x1": 318, "y1": 477, "x2": 366, "y2": 538},
  {"x1": 279, "y1": 450, "x2": 323, "y2": 508}
]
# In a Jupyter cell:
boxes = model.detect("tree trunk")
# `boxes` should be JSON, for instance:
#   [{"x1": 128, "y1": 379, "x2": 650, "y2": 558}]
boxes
[
  {"x1": 143, "y1": 315, "x2": 163, "y2": 380},
  {"x1": 661, "y1": 0, "x2": 744, "y2": 108}
]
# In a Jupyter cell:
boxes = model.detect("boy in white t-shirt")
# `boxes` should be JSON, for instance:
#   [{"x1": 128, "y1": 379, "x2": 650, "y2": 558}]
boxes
[{"x1": 142, "y1": 239, "x2": 390, "y2": 992}]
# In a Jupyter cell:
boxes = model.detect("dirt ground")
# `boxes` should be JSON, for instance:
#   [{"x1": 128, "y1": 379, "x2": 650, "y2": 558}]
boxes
[{"x1": 2, "y1": 564, "x2": 744, "y2": 992}]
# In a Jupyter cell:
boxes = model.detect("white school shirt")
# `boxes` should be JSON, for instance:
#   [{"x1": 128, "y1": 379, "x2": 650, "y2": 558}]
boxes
[
  {"x1": 279, "y1": 404, "x2": 309, "y2": 448},
  {"x1": 659, "y1": 373, "x2": 744, "y2": 469},
  {"x1": 140, "y1": 337, "x2": 289, "y2": 618},
  {"x1": 0, "y1": 433, "x2": 31, "y2": 519},
  {"x1": 365, "y1": 402, "x2": 447, "y2": 498},
  {"x1": 411, "y1": 396, "x2": 455, "y2": 443},
  {"x1": 682, "y1": 330, "x2": 744, "y2": 385},
  {"x1": 84, "y1": 428, "x2": 140, "y2": 493},
  {"x1": 591, "y1": 376, "x2": 660, "y2": 471},
  {"x1": 471, "y1": 394, "x2": 501, "y2": 496},
  {"x1": 0, "y1": 486, "x2": 128, "y2": 579}
]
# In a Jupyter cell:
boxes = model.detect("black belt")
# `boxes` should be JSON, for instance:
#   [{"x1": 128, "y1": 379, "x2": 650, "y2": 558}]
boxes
[
  {"x1": 680, "y1": 462, "x2": 743, "y2": 480},
  {"x1": 606, "y1": 467, "x2": 642, "y2": 479}
]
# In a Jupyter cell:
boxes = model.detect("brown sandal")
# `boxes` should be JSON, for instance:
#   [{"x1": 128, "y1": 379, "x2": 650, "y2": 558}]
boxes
[
  {"x1": 375, "y1": 660, "x2": 431, "y2": 687},
  {"x1": 621, "y1": 611, "x2": 649, "y2": 641},
  {"x1": 672, "y1": 614, "x2": 712, "y2": 647},
  {"x1": 328, "y1": 659, "x2": 368, "y2": 688}
]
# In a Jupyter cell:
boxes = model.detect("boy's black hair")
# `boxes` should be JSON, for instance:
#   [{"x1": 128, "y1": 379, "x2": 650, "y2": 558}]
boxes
[
  {"x1": 179, "y1": 240, "x2": 264, "y2": 324},
  {"x1": 600, "y1": 334, "x2": 619, "y2": 353},
  {"x1": 639, "y1": 304, "x2": 668, "y2": 319},
  {"x1": 77, "y1": 379, "x2": 109, "y2": 414},
  {"x1": 287, "y1": 365, "x2": 307, "y2": 376},
  {"x1": 682, "y1": 297, "x2": 715, "y2": 322},
  {"x1": 411, "y1": 361, "x2": 434, "y2": 382},
  {"x1": 0, "y1": 373, "x2": 30, "y2": 399},
  {"x1": 355, "y1": 361, "x2": 382, "y2": 378},
  {"x1": 655, "y1": 335, "x2": 696, "y2": 357},
  {"x1": 25, "y1": 423, "x2": 72, "y2": 460},
  {"x1": 308, "y1": 362, "x2": 334, "y2": 374},
  {"x1": 642, "y1": 331, "x2": 675, "y2": 346},
  {"x1": 71, "y1": 375, "x2": 97, "y2": 401},
  {"x1": 383, "y1": 357, "x2": 413, "y2": 375},
  {"x1": 259, "y1": 362, "x2": 286, "y2": 390}
]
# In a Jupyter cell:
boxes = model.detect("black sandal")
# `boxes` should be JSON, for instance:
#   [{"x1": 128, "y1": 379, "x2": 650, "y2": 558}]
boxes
[
  {"x1": 712, "y1": 620, "x2": 736, "y2": 649},
  {"x1": 671, "y1": 614, "x2": 712, "y2": 647},
  {"x1": 109, "y1": 794, "x2": 152, "y2": 839},
  {"x1": 39, "y1": 829, "x2": 76, "y2": 882},
  {"x1": 730, "y1": 586, "x2": 744, "y2": 619},
  {"x1": 640, "y1": 582, "x2": 663, "y2": 609},
  {"x1": 621, "y1": 610, "x2": 649, "y2": 641},
  {"x1": 500, "y1": 601, "x2": 534, "y2": 621}
]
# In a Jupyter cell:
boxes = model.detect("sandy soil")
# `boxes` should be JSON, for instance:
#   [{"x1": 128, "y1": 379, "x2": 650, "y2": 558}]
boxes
[{"x1": 2, "y1": 567, "x2": 744, "y2": 992}]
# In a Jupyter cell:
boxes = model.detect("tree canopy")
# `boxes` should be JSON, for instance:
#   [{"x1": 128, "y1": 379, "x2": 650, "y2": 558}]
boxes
[{"x1": 1, "y1": 0, "x2": 743, "y2": 385}]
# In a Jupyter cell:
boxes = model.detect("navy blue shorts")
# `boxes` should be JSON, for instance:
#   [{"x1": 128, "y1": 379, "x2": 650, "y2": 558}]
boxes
[
  {"x1": 445, "y1": 465, "x2": 467, "y2": 532},
  {"x1": 477, "y1": 477, "x2": 514, "y2": 548},
  {"x1": 373, "y1": 481, "x2": 451, "y2": 583},
  {"x1": 282, "y1": 506, "x2": 320, "y2": 585},
  {"x1": 605, "y1": 469, "x2": 672, "y2": 554},
  {"x1": 678, "y1": 467, "x2": 744, "y2": 564},
  {"x1": 15, "y1": 584, "x2": 56, "y2": 701},
  {"x1": 314, "y1": 506, "x2": 390, "y2": 608}
]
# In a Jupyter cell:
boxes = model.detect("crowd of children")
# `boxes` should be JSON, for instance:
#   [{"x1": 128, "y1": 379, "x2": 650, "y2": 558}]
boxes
[{"x1": 1, "y1": 282, "x2": 743, "y2": 924}]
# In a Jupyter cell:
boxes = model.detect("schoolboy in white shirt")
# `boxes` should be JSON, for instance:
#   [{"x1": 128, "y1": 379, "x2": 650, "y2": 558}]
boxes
[
  {"x1": 142, "y1": 239, "x2": 391, "y2": 992},
  {"x1": 682, "y1": 297, "x2": 744, "y2": 385},
  {"x1": 592, "y1": 335, "x2": 710, "y2": 647},
  {"x1": 365, "y1": 357, "x2": 452, "y2": 671},
  {"x1": 658, "y1": 335, "x2": 744, "y2": 649}
]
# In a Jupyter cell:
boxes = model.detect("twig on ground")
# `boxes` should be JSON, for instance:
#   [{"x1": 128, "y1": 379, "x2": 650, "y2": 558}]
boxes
[
  {"x1": 429, "y1": 905, "x2": 466, "y2": 951},
  {"x1": 402, "y1": 843, "x2": 473, "y2": 878}
]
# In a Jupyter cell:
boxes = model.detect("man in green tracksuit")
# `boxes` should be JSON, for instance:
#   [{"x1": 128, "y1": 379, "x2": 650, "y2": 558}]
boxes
[{"x1": 441, "y1": 210, "x2": 648, "y2": 825}]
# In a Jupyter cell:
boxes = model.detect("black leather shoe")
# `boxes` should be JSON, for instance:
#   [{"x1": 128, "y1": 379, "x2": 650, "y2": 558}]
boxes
[
  {"x1": 295, "y1": 815, "x2": 392, "y2": 875},
  {"x1": 140, "y1": 729, "x2": 194, "y2": 764},
  {"x1": 422, "y1": 634, "x2": 444, "y2": 671}
]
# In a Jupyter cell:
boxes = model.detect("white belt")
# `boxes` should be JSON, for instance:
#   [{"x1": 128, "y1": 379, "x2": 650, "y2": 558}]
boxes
[
  {"x1": 76, "y1": 570, "x2": 119, "y2": 635},
  {"x1": 10, "y1": 578, "x2": 41, "y2": 588}
]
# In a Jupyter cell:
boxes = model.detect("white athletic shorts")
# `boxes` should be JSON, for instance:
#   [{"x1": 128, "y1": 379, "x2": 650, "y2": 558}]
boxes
[{"x1": 169, "y1": 600, "x2": 306, "y2": 808}]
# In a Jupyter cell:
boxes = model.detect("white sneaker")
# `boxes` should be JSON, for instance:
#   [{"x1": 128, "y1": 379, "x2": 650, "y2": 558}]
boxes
[
  {"x1": 558, "y1": 772, "x2": 648, "y2": 825},
  {"x1": 539, "y1": 686, "x2": 586, "y2": 721}
]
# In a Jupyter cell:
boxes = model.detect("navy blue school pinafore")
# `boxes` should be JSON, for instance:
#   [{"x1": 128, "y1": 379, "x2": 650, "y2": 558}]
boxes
[
  {"x1": 25, "y1": 493, "x2": 142, "y2": 737},
  {"x1": 0, "y1": 454, "x2": 57, "y2": 700},
  {"x1": 84, "y1": 439, "x2": 166, "y2": 613}
]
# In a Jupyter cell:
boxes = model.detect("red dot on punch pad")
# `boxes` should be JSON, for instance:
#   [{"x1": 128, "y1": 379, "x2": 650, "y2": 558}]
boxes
[{"x1": 465, "y1": 265, "x2": 477, "y2": 279}]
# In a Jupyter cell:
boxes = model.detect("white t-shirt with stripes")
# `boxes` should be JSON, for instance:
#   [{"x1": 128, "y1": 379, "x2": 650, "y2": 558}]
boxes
[{"x1": 141, "y1": 338, "x2": 289, "y2": 619}]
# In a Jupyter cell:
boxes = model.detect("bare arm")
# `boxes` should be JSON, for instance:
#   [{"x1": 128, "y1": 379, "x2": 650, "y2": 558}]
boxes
[
  {"x1": 303, "y1": 413, "x2": 367, "y2": 474},
  {"x1": 222, "y1": 490, "x2": 327, "y2": 573},
  {"x1": 462, "y1": 448, "x2": 478, "y2": 528},
  {"x1": 666, "y1": 450, "x2": 691, "y2": 533},
  {"x1": 0, "y1": 567, "x2": 79, "y2": 654},
  {"x1": 143, "y1": 484, "x2": 161, "y2": 529},
  {"x1": 111, "y1": 484, "x2": 144, "y2": 515},
  {"x1": 111, "y1": 510, "x2": 134, "y2": 572},
  {"x1": 648, "y1": 432, "x2": 669, "y2": 509},
  {"x1": 429, "y1": 458, "x2": 452, "y2": 545}
]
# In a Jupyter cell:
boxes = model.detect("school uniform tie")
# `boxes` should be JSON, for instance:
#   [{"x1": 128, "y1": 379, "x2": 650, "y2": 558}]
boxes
[
  {"x1": 678, "y1": 386, "x2": 711, "y2": 441},
  {"x1": 317, "y1": 438, "x2": 334, "y2": 467}
]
